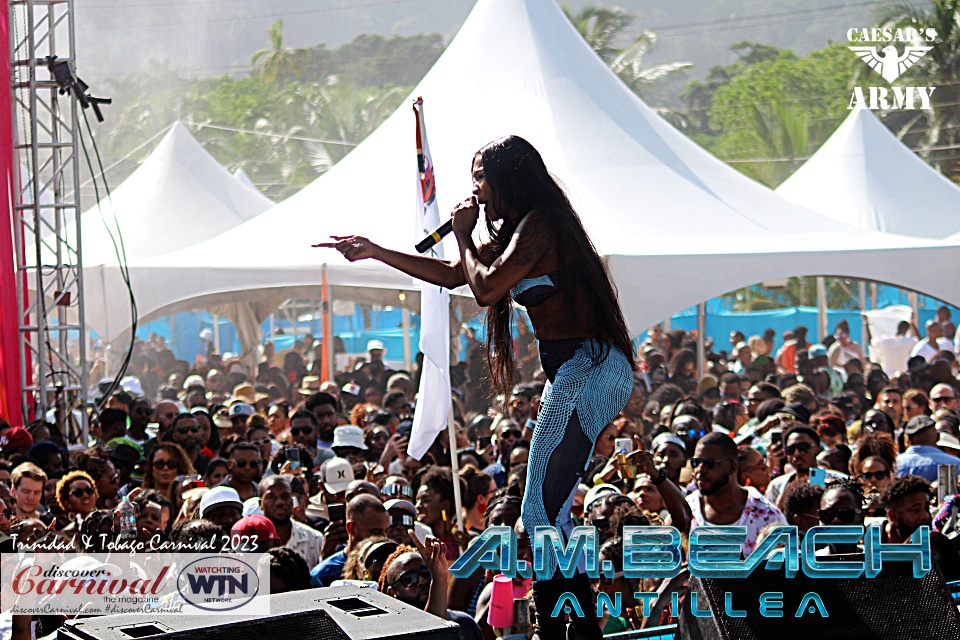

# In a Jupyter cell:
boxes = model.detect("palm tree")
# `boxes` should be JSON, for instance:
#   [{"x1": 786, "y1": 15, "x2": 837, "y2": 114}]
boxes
[
  {"x1": 299, "y1": 79, "x2": 408, "y2": 169},
  {"x1": 564, "y1": 6, "x2": 633, "y2": 63},
  {"x1": 563, "y1": 5, "x2": 691, "y2": 97},
  {"x1": 252, "y1": 20, "x2": 304, "y2": 83},
  {"x1": 879, "y1": 1, "x2": 960, "y2": 180},
  {"x1": 742, "y1": 101, "x2": 810, "y2": 187}
]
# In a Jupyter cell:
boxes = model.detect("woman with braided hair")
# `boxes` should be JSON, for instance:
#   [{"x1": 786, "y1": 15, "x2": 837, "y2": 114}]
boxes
[{"x1": 320, "y1": 136, "x2": 635, "y2": 639}]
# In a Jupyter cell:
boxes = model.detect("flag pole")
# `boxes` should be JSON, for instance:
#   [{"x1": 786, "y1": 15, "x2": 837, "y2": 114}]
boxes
[{"x1": 446, "y1": 402, "x2": 465, "y2": 533}]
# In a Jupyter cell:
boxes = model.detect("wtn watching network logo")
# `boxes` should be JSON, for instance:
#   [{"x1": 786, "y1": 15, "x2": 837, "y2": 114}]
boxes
[{"x1": 847, "y1": 26, "x2": 937, "y2": 110}]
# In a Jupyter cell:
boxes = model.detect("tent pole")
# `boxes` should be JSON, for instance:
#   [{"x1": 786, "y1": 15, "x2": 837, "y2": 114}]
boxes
[
  {"x1": 320, "y1": 266, "x2": 331, "y2": 383},
  {"x1": 402, "y1": 306, "x2": 412, "y2": 371},
  {"x1": 212, "y1": 313, "x2": 221, "y2": 355},
  {"x1": 325, "y1": 272, "x2": 335, "y2": 382},
  {"x1": 909, "y1": 291, "x2": 920, "y2": 326},
  {"x1": 696, "y1": 303, "x2": 706, "y2": 379},
  {"x1": 816, "y1": 277, "x2": 827, "y2": 342},
  {"x1": 859, "y1": 281, "x2": 868, "y2": 354}
]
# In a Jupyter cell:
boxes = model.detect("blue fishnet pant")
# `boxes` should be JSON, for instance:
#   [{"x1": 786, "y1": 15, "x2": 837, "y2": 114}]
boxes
[{"x1": 520, "y1": 340, "x2": 632, "y2": 579}]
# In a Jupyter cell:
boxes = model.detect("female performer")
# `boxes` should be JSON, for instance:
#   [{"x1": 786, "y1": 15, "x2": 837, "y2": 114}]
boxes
[{"x1": 318, "y1": 135, "x2": 635, "y2": 639}]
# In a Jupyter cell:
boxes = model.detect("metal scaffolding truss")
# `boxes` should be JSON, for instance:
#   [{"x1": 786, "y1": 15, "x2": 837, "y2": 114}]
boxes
[{"x1": 9, "y1": 0, "x2": 87, "y2": 440}]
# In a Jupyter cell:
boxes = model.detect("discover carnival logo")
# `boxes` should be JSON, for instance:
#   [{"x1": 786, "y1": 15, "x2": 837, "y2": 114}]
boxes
[{"x1": 847, "y1": 26, "x2": 937, "y2": 110}]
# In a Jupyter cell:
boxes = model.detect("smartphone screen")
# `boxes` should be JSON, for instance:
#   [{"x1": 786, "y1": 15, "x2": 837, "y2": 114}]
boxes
[
  {"x1": 478, "y1": 435, "x2": 492, "y2": 449},
  {"x1": 286, "y1": 447, "x2": 301, "y2": 471},
  {"x1": 770, "y1": 431, "x2": 782, "y2": 446},
  {"x1": 614, "y1": 437, "x2": 634, "y2": 455},
  {"x1": 328, "y1": 503, "x2": 346, "y2": 523}
]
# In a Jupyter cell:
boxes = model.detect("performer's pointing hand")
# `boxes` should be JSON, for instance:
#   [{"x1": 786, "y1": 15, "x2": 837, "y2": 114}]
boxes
[
  {"x1": 313, "y1": 235, "x2": 379, "y2": 261},
  {"x1": 451, "y1": 196, "x2": 479, "y2": 235}
]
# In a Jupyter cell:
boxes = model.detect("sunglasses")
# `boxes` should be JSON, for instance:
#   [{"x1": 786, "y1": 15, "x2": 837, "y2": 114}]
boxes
[
  {"x1": 390, "y1": 514, "x2": 415, "y2": 527},
  {"x1": 818, "y1": 508, "x2": 861, "y2": 524},
  {"x1": 290, "y1": 427, "x2": 313, "y2": 437},
  {"x1": 858, "y1": 470, "x2": 890, "y2": 482},
  {"x1": 691, "y1": 457, "x2": 730, "y2": 470},
  {"x1": 153, "y1": 460, "x2": 180, "y2": 470},
  {"x1": 683, "y1": 428, "x2": 708, "y2": 439},
  {"x1": 69, "y1": 487, "x2": 95, "y2": 498},
  {"x1": 233, "y1": 459, "x2": 262, "y2": 469},
  {"x1": 391, "y1": 566, "x2": 432, "y2": 588},
  {"x1": 784, "y1": 442, "x2": 815, "y2": 455},
  {"x1": 382, "y1": 485, "x2": 413, "y2": 498},
  {"x1": 865, "y1": 507, "x2": 887, "y2": 518},
  {"x1": 590, "y1": 517, "x2": 610, "y2": 531},
  {"x1": 932, "y1": 396, "x2": 956, "y2": 403},
  {"x1": 500, "y1": 429, "x2": 522, "y2": 439},
  {"x1": 176, "y1": 425, "x2": 201, "y2": 434}
]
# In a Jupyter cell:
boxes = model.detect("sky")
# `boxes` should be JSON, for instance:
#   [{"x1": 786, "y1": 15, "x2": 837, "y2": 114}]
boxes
[{"x1": 74, "y1": 0, "x2": 906, "y2": 83}]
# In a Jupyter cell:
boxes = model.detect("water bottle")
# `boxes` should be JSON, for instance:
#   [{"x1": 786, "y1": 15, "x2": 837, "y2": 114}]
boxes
[{"x1": 118, "y1": 495, "x2": 137, "y2": 540}]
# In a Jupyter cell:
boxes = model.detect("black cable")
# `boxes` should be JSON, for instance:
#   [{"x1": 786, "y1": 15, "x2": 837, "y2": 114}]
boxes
[{"x1": 77, "y1": 106, "x2": 139, "y2": 416}]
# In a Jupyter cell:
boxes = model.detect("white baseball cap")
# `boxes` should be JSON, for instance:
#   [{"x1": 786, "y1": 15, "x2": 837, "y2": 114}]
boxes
[
  {"x1": 120, "y1": 376, "x2": 143, "y2": 396},
  {"x1": 366, "y1": 339, "x2": 385, "y2": 352},
  {"x1": 229, "y1": 402, "x2": 255, "y2": 418},
  {"x1": 584, "y1": 484, "x2": 621, "y2": 512},
  {"x1": 242, "y1": 496, "x2": 264, "y2": 517},
  {"x1": 199, "y1": 486, "x2": 243, "y2": 518},
  {"x1": 183, "y1": 374, "x2": 205, "y2": 390},
  {"x1": 322, "y1": 457, "x2": 354, "y2": 494}
]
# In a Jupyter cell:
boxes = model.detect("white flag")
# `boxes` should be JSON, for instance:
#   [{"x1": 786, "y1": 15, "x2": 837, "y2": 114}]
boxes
[{"x1": 408, "y1": 98, "x2": 451, "y2": 460}]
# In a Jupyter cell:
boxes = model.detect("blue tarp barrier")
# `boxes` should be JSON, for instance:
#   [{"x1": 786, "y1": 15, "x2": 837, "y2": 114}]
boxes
[{"x1": 134, "y1": 286, "x2": 958, "y2": 363}]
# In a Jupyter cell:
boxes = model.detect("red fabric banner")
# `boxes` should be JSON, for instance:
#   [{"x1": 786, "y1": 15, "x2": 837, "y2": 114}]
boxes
[{"x1": 0, "y1": 2, "x2": 25, "y2": 427}]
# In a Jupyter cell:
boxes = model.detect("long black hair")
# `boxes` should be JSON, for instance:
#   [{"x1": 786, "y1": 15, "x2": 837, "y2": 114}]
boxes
[{"x1": 476, "y1": 135, "x2": 635, "y2": 393}]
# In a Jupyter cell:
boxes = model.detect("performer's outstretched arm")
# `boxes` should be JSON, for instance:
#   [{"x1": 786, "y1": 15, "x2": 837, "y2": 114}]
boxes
[{"x1": 315, "y1": 235, "x2": 467, "y2": 289}]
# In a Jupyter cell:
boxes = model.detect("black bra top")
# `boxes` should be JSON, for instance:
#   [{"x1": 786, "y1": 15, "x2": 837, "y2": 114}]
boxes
[{"x1": 510, "y1": 271, "x2": 562, "y2": 307}]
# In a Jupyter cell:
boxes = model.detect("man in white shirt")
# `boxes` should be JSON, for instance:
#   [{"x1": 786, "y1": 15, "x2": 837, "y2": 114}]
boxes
[
  {"x1": 910, "y1": 320, "x2": 952, "y2": 362},
  {"x1": 686, "y1": 432, "x2": 786, "y2": 558},
  {"x1": 765, "y1": 425, "x2": 847, "y2": 509},
  {"x1": 260, "y1": 475, "x2": 324, "y2": 568}
]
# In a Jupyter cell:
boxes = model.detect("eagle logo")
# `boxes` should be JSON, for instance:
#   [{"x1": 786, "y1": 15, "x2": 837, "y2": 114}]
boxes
[
  {"x1": 419, "y1": 153, "x2": 436, "y2": 206},
  {"x1": 848, "y1": 44, "x2": 933, "y2": 82}
]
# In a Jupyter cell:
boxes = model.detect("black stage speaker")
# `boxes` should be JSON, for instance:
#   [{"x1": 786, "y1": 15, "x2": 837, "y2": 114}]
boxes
[
  {"x1": 680, "y1": 557, "x2": 960, "y2": 640},
  {"x1": 57, "y1": 585, "x2": 459, "y2": 640}
]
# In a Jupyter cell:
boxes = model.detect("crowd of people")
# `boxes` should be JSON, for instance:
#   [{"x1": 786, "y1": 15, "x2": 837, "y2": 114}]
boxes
[{"x1": 2, "y1": 310, "x2": 960, "y2": 639}]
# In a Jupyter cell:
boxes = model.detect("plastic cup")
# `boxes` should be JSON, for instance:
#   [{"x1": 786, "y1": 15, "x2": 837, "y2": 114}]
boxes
[{"x1": 487, "y1": 574, "x2": 515, "y2": 629}]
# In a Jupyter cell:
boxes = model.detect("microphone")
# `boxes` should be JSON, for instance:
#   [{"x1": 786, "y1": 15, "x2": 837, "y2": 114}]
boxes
[{"x1": 415, "y1": 219, "x2": 453, "y2": 254}]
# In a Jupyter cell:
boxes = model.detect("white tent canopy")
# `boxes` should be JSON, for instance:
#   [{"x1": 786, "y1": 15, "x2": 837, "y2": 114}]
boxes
[
  {"x1": 77, "y1": 123, "x2": 273, "y2": 266},
  {"x1": 776, "y1": 107, "x2": 960, "y2": 238},
  {"x1": 233, "y1": 168, "x2": 258, "y2": 191},
  {"x1": 87, "y1": 0, "x2": 960, "y2": 348}
]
